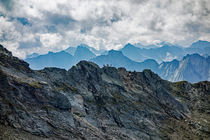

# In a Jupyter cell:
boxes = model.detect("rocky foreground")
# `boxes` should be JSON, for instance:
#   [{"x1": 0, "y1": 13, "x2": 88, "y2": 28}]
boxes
[{"x1": 0, "y1": 44, "x2": 210, "y2": 140}]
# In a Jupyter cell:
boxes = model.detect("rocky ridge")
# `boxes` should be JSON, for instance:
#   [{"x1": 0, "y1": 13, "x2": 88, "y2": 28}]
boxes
[{"x1": 0, "y1": 44, "x2": 210, "y2": 140}]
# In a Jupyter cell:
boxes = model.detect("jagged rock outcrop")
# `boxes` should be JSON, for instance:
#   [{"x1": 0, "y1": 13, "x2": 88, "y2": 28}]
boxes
[
  {"x1": 158, "y1": 54, "x2": 210, "y2": 83},
  {"x1": 172, "y1": 54, "x2": 210, "y2": 82},
  {"x1": 158, "y1": 60, "x2": 180, "y2": 81},
  {"x1": 0, "y1": 45, "x2": 210, "y2": 140}
]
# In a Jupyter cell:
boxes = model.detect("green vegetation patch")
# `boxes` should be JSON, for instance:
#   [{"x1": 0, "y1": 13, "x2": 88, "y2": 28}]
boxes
[
  {"x1": 29, "y1": 81, "x2": 42, "y2": 88},
  {"x1": 55, "y1": 82, "x2": 78, "y2": 92},
  {"x1": 110, "y1": 91, "x2": 124, "y2": 103},
  {"x1": 171, "y1": 81, "x2": 190, "y2": 100}
]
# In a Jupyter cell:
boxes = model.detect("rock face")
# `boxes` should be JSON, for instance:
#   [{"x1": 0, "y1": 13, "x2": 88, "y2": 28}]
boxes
[
  {"x1": 159, "y1": 54, "x2": 210, "y2": 83},
  {"x1": 0, "y1": 45, "x2": 210, "y2": 140},
  {"x1": 158, "y1": 59, "x2": 180, "y2": 81},
  {"x1": 172, "y1": 54, "x2": 210, "y2": 83}
]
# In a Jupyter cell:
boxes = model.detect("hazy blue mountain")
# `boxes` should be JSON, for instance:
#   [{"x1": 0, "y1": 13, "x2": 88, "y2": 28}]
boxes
[
  {"x1": 141, "y1": 59, "x2": 159, "y2": 72},
  {"x1": 149, "y1": 44, "x2": 184, "y2": 62},
  {"x1": 65, "y1": 44, "x2": 106, "y2": 56},
  {"x1": 92, "y1": 50, "x2": 210, "y2": 83},
  {"x1": 73, "y1": 45, "x2": 96, "y2": 64},
  {"x1": 156, "y1": 41, "x2": 175, "y2": 47},
  {"x1": 126, "y1": 40, "x2": 210, "y2": 63},
  {"x1": 91, "y1": 50, "x2": 159, "y2": 72},
  {"x1": 120, "y1": 43, "x2": 184, "y2": 63},
  {"x1": 25, "y1": 41, "x2": 210, "y2": 82},
  {"x1": 25, "y1": 51, "x2": 74, "y2": 70},
  {"x1": 26, "y1": 53, "x2": 39, "y2": 59},
  {"x1": 157, "y1": 53, "x2": 210, "y2": 83},
  {"x1": 25, "y1": 44, "x2": 97, "y2": 70},
  {"x1": 121, "y1": 40, "x2": 210, "y2": 63},
  {"x1": 120, "y1": 43, "x2": 147, "y2": 62},
  {"x1": 78, "y1": 44, "x2": 106, "y2": 56},
  {"x1": 185, "y1": 40, "x2": 210, "y2": 56},
  {"x1": 158, "y1": 59, "x2": 180, "y2": 81},
  {"x1": 100, "y1": 50, "x2": 108, "y2": 55},
  {"x1": 134, "y1": 43, "x2": 158, "y2": 49},
  {"x1": 65, "y1": 46, "x2": 77, "y2": 55},
  {"x1": 190, "y1": 40, "x2": 210, "y2": 48},
  {"x1": 91, "y1": 50, "x2": 141, "y2": 71},
  {"x1": 172, "y1": 54, "x2": 210, "y2": 83}
]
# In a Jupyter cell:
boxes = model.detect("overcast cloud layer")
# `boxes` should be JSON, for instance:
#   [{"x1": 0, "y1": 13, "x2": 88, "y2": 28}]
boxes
[{"x1": 0, "y1": 0, "x2": 210, "y2": 58}]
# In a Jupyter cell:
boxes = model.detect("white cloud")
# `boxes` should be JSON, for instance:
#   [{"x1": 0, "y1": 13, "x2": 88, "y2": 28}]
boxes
[
  {"x1": 0, "y1": 0, "x2": 210, "y2": 58},
  {"x1": 39, "y1": 33, "x2": 62, "y2": 48}
]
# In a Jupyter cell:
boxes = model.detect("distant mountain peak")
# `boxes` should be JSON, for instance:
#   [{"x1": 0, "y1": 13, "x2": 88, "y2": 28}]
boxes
[
  {"x1": 108, "y1": 50, "x2": 123, "y2": 55},
  {"x1": 76, "y1": 45, "x2": 87, "y2": 50},
  {"x1": 143, "y1": 59, "x2": 158, "y2": 64},
  {"x1": 73, "y1": 45, "x2": 96, "y2": 64},
  {"x1": 74, "y1": 45, "x2": 96, "y2": 56},
  {"x1": 26, "y1": 53, "x2": 39, "y2": 59},
  {"x1": 46, "y1": 51, "x2": 70, "y2": 55},
  {"x1": 171, "y1": 59, "x2": 179, "y2": 63},
  {"x1": 190, "y1": 40, "x2": 210, "y2": 48},
  {"x1": 198, "y1": 40, "x2": 208, "y2": 43},
  {"x1": 78, "y1": 43, "x2": 89, "y2": 48},
  {"x1": 157, "y1": 41, "x2": 174, "y2": 47},
  {"x1": 124, "y1": 43, "x2": 136, "y2": 48},
  {"x1": 65, "y1": 46, "x2": 76, "y2": 55},
  {"x1": 183, "y1": 53, "x2": 202, "y2": 60},
  {"x1": 48, "y1": 51, "x2": 54, "y2": 54},
  {"x1": 121, "y1": 43, "x2": 138, "y2": 51}
]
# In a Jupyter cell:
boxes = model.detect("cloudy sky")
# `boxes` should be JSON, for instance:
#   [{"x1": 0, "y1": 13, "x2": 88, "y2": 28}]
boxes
[{"x1": 0, "y1": 0, "x2": 210, "y2": 58}]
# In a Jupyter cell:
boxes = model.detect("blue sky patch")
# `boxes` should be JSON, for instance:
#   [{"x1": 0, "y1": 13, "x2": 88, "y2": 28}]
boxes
[{"x1": 17, "y1": 17, "x2": 31, "y2": 26}]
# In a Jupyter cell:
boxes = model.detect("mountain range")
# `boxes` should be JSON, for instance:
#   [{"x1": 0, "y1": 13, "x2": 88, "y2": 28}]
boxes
[
  {"x1": 120, "y1": 40, "x2": 210, "y2": 63},
  {"x1": 24, "y1": 40, "x2": 210, "y2": 83},
  {"x1": 91, "y1": 50, "x2": 210, "y2": 83},
  {"x1": 26, "y1": 40, "x2": 210, "y2": 62},
  {"x1": 120, "y1": 43, "x2": 184, "y2": 63},
  {"x1": 90, "y1": 50, "x2": 159, "y2": 72},
  {"x1": 0, "y1": 44, "x2": 210, "y2": 139},
  {"x1": 186, "y1": 40, "x2": 210, "y2": 57},
  {"x1": 26, "y1": 51, "x2": 74, "y2": 70},
  {"x1": 26, "y1": 45, "x2": 96, "y2": 70},
  {"x1": 159, "y1": 54, "x2": 210, "y2": 83}
]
